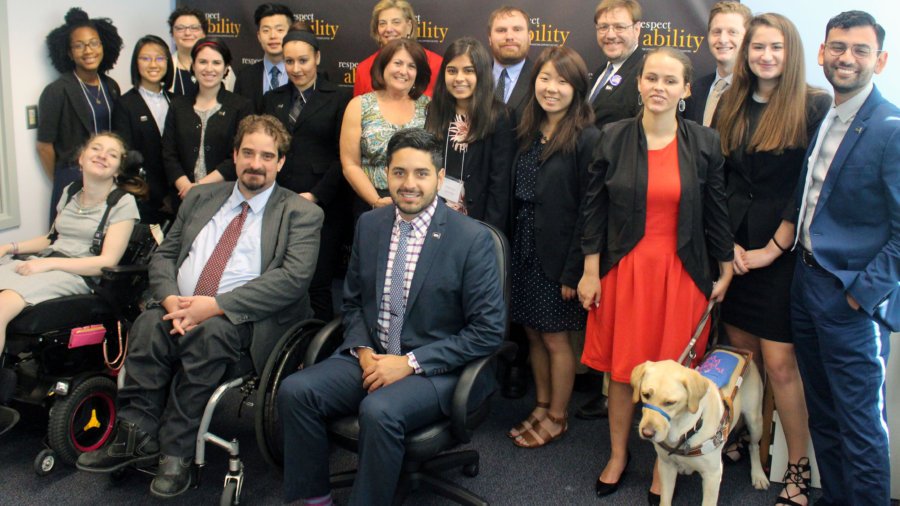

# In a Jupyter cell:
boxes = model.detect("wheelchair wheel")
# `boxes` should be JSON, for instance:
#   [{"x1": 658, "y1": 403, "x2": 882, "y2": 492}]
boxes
[
  {"x1": 255, "y1": 320, "x2": 324, "y2": 470},
  {"x1": 34, "y1": 448, "x2": 57, "y2": 476},
  {"x1": 220, "y1": 480, "x2": 238, "y2": 506},
  {"x1": 47, "y1": 375, "x2": 117, "y2": 465}
]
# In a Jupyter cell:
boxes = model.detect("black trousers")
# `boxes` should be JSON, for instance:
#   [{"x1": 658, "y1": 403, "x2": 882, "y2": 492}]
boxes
[
  {"x1": 278, "y1": 354, "x2": 443, "y2": 506},
  {"x1": 117, "y1": 307, "x2": 251, "y2": 457}
]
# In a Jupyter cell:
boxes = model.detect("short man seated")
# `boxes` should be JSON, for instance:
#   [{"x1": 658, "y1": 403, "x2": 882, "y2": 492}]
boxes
[
  {"x1": 77, "y1": 114, "x2": 323, "y2": 499},
  {"x1": 278, "y1": 128, "x2": 507, "y2": 506}
]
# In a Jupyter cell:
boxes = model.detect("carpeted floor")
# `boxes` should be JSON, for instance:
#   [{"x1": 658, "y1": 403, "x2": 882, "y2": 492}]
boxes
[{"x1": 0, "y1": 385, "x2": 834, "y2": 505}]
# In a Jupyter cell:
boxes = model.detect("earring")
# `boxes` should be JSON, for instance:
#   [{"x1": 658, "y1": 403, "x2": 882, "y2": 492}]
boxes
[
  {"x1": 678, "y1": 99, "x2": 686, "y2": 112},
  {"x1": 637, "y1": 95, "x2": 643, "y2": 106}
]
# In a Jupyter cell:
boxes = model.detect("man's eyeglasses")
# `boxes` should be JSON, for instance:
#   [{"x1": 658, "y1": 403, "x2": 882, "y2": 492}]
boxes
[
  {"x1": 825, "y1": 42, "x2": 880, "y2": 59},
  {"x1": 595, "y1": 23, "x2": 635, "y2": 34}
]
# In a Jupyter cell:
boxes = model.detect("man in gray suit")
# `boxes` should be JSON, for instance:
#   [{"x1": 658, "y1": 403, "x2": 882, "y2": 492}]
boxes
[{"x1": 77, "y1": 115, "x2": 323, "y2": 499}]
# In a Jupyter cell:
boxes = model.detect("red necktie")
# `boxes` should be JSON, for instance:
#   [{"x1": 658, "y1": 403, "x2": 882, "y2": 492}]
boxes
[{"x1": 193, "y1": 202, "x2": 250, "y2": 296}]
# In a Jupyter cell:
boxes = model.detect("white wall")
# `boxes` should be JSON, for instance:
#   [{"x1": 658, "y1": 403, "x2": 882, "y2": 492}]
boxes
[{"x1": 0, "y1": 0, "x2": 172, "y2": 244}]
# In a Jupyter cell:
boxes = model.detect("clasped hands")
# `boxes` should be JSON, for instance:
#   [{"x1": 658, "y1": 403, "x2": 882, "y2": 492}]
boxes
[
  {"x1": 161, "y1": 295, "x2": 223, "y2": 335},
  {"x1": 356, "y1": 348, "x2": 413, "y2": 393}
]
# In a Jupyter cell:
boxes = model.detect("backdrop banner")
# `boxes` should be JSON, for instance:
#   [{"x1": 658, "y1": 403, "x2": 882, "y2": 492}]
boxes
[{"x1": 178, "y1": 0, "x2": 720, "y2": 88}]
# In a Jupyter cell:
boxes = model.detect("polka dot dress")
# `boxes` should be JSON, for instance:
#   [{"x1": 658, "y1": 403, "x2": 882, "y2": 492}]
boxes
[{"x1": 510, "y1": 138, "x2": 587, "y2": 332}]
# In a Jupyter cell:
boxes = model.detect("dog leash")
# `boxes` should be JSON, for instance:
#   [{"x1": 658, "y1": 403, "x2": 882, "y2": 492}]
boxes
[{"x1": 677, "y1": 300, "x2": 716, "y2": 367}]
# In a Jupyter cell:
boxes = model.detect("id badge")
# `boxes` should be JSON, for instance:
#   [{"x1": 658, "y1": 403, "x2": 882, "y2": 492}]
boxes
[{"x1": 439, "y1": 177, "x2": 464, "y2": 204}]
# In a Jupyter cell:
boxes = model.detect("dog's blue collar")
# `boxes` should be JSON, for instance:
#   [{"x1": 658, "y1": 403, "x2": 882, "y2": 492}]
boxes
[{"x1": 642, "y1": 403, "x2": 671, "y2": 421}]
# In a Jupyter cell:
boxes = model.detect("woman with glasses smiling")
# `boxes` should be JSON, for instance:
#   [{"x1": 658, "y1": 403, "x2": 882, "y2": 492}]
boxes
[
  {"x1": 167, "y1": 7, "x2": 235, "y2": 96},
  {"x1": 37, "y1": 8, "x2": 123, "y2": 225},
  {"x1": 113, "y1": 35, "x2": 175, "y2": 224}
]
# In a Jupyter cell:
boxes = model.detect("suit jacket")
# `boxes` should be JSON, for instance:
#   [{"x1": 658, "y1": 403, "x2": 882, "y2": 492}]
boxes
[
  {"x1": 113, "y1": 87, "x2": 173, "y2": 215},
  {"x1": 790, "y1": 85, "x2": 900, "y2": 331},
  {"x1": 682, "y1": 72, "x2": 716, "y2": 125},
  {"x1": 454, "y1": 106, "x2": 516, "y2": 236},
  {"x1": 500, "y1": 57, "x2": 534, "y2": 126},
  {"x1": 161, "y1": 87, "x2": 253, "y2": 185},
  {"x1": 233, "y1": 60, "x2": 267, "y2": 114},
  {"x1": 513, "y1": 126, "x2": 600, "y2": 288},
  {"x1": 582, "y1": 116, "x2": 733, "y2": 298},
  {"x1": 591, "y1": 49, "x2": 642, "y2": 129},
  {"x1": 337, "y1": 202, "x2": 506, "y2": 414},
  {"x1": 37, "y1": 73, "x2": 122, "y2": 167},
  {"x1": 149, "y1": 182, "x2": 324, "y2": 372}
]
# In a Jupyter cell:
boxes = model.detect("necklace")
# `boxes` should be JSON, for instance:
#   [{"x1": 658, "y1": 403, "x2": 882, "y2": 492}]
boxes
[{"x1": 74, "y1": 72, "x2": 112, "y2": 133}]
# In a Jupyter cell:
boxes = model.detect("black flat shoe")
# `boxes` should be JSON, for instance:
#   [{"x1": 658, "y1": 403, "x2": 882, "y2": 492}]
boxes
[
  {"x1": 576, "y1": 393, "x2": 609, "y2": 420},
  {"x1": 595, "y1": 452, "x2": 631, "y2": 498},
  {"x1": 150, "y1": 454, "x2": 193, "y2": 498},
  {"x1": 648, "y1": 490, "x2": 661, "y2": 505},
  {"x1": 76, "y1": 420, "x2": 159, "y2": 473}
]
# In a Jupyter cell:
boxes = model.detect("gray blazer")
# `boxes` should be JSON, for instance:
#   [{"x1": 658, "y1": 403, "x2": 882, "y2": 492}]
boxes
[{"x1": 149, "y1": 182, "x2": 324, "y2": 371}]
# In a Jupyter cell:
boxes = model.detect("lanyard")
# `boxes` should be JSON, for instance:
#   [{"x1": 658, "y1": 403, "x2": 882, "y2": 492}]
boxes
[{"x1": 74, "y1": 72, "x2": 112, "y2": 134}]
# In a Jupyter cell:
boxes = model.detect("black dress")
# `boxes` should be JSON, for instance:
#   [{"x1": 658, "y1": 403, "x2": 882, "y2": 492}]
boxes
[
  {"x1": 720, "y1": 92, "x2": 831, "y2": 341},
  {"x1": 510, "y1": 138, "x2": 587, "y2": 332}
]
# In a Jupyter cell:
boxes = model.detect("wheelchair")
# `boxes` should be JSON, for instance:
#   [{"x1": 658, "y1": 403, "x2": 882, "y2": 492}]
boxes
[{"x1": 0, "y1": 221, "x2": 164, "y2": 475}]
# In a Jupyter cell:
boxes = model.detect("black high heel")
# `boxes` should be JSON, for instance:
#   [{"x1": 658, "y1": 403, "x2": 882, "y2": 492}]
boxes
[
  {"x1": 595, "y1": 451, "x2": 631, "y2": 497},
  {"x1": 775, "y1": 457, "x2": 811, "y2": 505}
]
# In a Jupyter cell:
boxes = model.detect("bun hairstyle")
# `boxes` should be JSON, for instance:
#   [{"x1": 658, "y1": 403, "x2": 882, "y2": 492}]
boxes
[{"x1": 45, "y1": 7, "x2": 123, "y2": 74}]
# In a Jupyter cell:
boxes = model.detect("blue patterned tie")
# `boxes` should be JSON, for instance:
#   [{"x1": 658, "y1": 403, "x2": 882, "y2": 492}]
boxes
[
  {"x1": 386, "y1": 221, "x2": 413, "y2": 355},
  {"x1": 269, "y1": 66, "x2": 280, "y2": 93},
  {"x1": 589, "y1": 63, "x2": 614, "y2": 103}
]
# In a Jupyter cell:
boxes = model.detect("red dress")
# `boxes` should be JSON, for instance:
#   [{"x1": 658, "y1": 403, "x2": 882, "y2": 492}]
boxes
[
  {"x1": 353, "y1": 48, "x2": 443, "y2": 98},
  {"x1": 582, "y1": 138, "x2": 710, "y2": 383}
]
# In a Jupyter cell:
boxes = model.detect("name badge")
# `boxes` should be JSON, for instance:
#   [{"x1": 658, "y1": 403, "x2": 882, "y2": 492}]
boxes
[{"x1": 438, "y1": 177, "x2": 464, "y2": 205}]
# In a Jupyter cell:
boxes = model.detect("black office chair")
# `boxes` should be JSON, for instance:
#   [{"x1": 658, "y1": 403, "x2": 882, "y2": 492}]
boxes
[{"x1": 302, "y1": 221, "x2": 514, "y2": 506}]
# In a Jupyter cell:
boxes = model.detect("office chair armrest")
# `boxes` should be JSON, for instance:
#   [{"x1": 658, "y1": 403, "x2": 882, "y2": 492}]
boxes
[
  {"x1": 303, "y1": 317, "x2": 344, "y2": 366},
  {"x1": 449, "y1": 341, "x2": 517, "y2": 442}
]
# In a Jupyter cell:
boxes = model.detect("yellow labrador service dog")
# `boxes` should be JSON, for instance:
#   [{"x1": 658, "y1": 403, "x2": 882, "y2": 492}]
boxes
[{"x1": 631, "y1": 359, "x2": 769, "y2": 506}]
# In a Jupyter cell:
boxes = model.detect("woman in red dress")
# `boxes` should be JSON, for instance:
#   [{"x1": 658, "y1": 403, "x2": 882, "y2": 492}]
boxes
[{"x1": 577, "y1": 47, "x2": 734, "y2": 499}]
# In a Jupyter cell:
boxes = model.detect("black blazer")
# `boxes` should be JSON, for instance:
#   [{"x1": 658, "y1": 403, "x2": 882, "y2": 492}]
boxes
[
  {"x1": 502, "y1": 58, "x2": 534, "y2": 126},
  {"x1": 233, "y1": 61, "x2": 266, "y2": 113},
  {"x1": 453, "y1": 106, "x2": 516, "y2": 236},
  {"x1": 161, "y1": 87, "x2": 253, "y2": 185},
  {"x1": 591, "y1": 49, "x2": 642, "y2": 129},
  {"x1": 582, "y1": 117, "x2": 733, "y2": 297},
  {"x1": 37, "y1": 73, "x2": 122, "y2": 167},
  {"x1": 113, "y1": 88, "x2": 173, "y2": 214},
  {"x1": 514, "y1": 125, "x2": 601, "y2": 288},
  {"x1": 219, "y1": 78, "x2": 352, "y2": 207},
  {"x1": 724, "y1": 92, "x2": 831, "y2": 248},
  {"x1": 682, "y1": 72, "x2": 716, "y2": 125}
]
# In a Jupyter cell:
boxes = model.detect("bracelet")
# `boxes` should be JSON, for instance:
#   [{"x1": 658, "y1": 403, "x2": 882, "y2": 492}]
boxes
[
  {"x1": 9, "y1": 241, "x2": 18, "y2": 255},
  {"x1": 771, "y1": 236, "x2": 789, "y2": 253}
]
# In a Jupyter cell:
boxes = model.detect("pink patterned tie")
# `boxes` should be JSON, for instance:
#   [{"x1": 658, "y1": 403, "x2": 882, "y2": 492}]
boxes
[{"x1": 193, "y1": 202, "x2": 250, "y2": 296}]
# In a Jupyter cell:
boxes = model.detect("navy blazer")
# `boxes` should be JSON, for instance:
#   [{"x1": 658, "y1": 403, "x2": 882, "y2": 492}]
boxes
[
  {"x1": 591, "y1": 49, "x2": 642, "y2": 129},
  {"x1": 338, "y1": 202, "x2": 507, "y2": 414},
  {"x1": 790, "y1": 85, "x2": 900, "y2": 331},
  {"x1": 233, "y1": 60, "x2": 267, "y2": 113},
  {"x1": 682, "y1": 72, "x2": 716, "y2": 125}
]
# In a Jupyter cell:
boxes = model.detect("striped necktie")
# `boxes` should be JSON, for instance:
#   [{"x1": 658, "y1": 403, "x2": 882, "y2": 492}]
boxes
[
  {"x1": 386, "y1": 221, "x2": 413, "y2": 355},
  {"x1": 193, "y1": 202, "x2": 249, "y2": 296}
]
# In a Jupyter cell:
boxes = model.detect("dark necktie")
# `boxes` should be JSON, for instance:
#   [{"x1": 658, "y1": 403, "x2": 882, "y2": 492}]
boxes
[
  {"x1": 193, "y1": 202, "x2": 250, "y2": 297},
  {"x1": 589, "y1": 63, "x2": 615, "y2": 103},
  {"x1": 269, "y1": 66, "x2": 280, "y2": 93},
  {"x1": 386, "y1": 221, "x2": 413, "y2": 355},
  {"x1": 288, "y1": 91, "x2": 305, "y2": 127},
  {"x1": 495, "y1": 68, "x2": 508, "y2": 102}
]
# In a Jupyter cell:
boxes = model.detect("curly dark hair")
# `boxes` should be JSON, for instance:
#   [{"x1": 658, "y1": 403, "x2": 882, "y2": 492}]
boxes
[{"x1": 45, "y1": 8, "x2": 123, "y2": 74}]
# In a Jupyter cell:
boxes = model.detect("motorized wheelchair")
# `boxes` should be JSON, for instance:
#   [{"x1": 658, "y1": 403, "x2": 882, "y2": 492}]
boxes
[{"x1": 0, "y1": 219, "x2": 165, "y2": 475}]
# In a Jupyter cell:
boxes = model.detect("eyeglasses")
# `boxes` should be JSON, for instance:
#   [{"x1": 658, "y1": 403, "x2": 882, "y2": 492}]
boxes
[
  {"x1": 173, "y1": 24, "x2": 203, "y2": 33},
  {"x1": 595, "y1": 23, "x2": 635, "y2": 34},
  {"x1": 71, "y1": 39, "x2": 101, "y2": 52},
  {"x1": 138, "y1": 56, "x2": 168, "y2": 64},
  {"x1": 825, "y1": 42, "x2": 880, "y2": 59}
]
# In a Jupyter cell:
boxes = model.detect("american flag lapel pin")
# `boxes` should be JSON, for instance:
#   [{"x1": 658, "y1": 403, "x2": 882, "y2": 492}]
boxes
[{"x1": 432, "y1": 232, "x2": 441, "y2": 239}]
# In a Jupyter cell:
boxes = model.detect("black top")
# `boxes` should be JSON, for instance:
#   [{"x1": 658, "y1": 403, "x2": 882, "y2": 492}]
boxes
[
  {"x1": 172, "y1": 68, "x2": 198, "y2": 97},
  {"x1": 724, "y1": 91, "x2": 832, "y2": 248},
  {"x1": 590, "y1": 49, "x2": 642, "y2": 129},
  {"x1": 113, "y1": 87, "x2": 174, "y2": 212},
  {"x1": 161, "y1": 86, "x2": 253, "y2": 185},
  {"x1": 512, "y1": 125, "x2": 601, "y2": 287},
  {"x1": 37, "y1": 73, "x2": 122, "y2": 167},
  {"x1": 582, "y1": 116, "x2": 733, "y2": 297},
  {"x1": 233, "y1": 60, "x2": 266, "y2": 114}
]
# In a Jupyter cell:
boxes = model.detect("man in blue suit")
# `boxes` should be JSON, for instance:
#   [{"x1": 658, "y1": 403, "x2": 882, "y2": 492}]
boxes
[
  {"x1": 789, "y1": 11, "x2": 898, "y2": 506},
  {"x1": 278, "y1": 128, "x2": 506, "y2": 506}
]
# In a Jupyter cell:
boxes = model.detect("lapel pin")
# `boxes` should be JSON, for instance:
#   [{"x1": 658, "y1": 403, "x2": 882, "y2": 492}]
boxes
[
  {"x1": 277, "y1": 103, "x2": 284, "y2": 109},
  {"x1": 855, "y1": 127, "x2": 863, "y2": 134},
  {"x1": 609, "y1": 75, "x2": 622, "y2": 86},
  {"x1": 605, "y1": 85, "x2": 613, "y2": 91},
  {"x1": 218, "y1": 111, "x2": 226, "y2": 116},
  {"x1": 432, "y1": 232, "x2": 441, "y2": 239},
  {"x1": 139, "y1": 115, "x2": 148, "y2": 122}
]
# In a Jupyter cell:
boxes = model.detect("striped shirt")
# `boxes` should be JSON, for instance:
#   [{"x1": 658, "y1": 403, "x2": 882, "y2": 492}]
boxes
[{"x1": 375, "y1": 199, "x2": 437, "y2": 372}]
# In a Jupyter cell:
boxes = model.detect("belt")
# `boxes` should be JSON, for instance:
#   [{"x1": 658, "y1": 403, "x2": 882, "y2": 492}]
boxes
[{"x1": 800, "y1": 248, "x2": 827, "y2": 272}]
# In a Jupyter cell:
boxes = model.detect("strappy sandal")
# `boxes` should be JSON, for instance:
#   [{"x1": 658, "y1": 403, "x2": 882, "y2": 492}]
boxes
[
  {"x1": 513, "y1": 411, "x2": 567, "y2": 448},
  {"x1": 506, "y1": 401, "x2": 549, "y2": 439},
  {"x1": 775, "y1": 457, "x2": 811, "y2": 506},
  {"x1": 722, "y1": 428, "x2": 750, "y2": 465}
]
